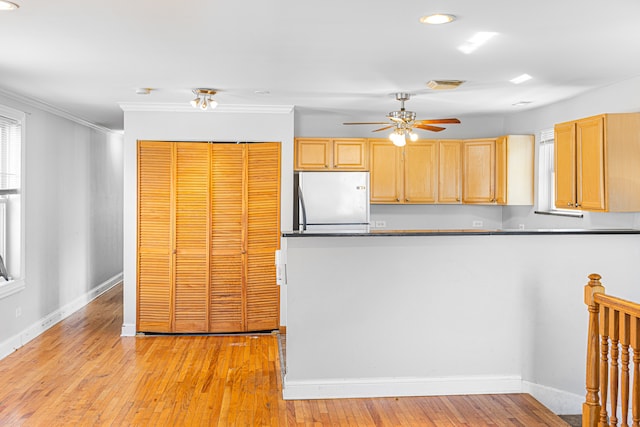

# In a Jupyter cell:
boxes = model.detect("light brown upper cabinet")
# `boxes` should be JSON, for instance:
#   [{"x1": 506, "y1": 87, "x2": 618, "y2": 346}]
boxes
[
  {"x1": 462, "y1": 139, "x2": 496, "y2": 204},
  {"x1": 369, "y1": 139, "x2": 402, "y2": 203},
  {"x1": 495, "y1": 135, "x2": 534, "y2": 205},
  {"x1": 295, "y1": 138, "x2": 368, "y2": 170},
  {"x1": 369, "y1": 139, "x2": 437, "y2": 204},
  {"x1": 437, "y1": 140, "x2": 462, "y2": 204},
  {"x1": 137, "y1": 141, "x2": 281, "y2": 334},
  {"x1": 555, "y1": 113, "x2": 640, "y2": 212}
]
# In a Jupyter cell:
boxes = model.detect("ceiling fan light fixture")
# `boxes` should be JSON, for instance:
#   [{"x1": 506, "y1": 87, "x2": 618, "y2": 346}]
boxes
[
  {"x1": 0, "y1": 1, "x2": 19, "y2": 11},
  {"x1": 390, "y1": 131, "x2": 407, "y2": 147},
  {"x1": 409, "y1": 131, "x2": 419, "y2": 142},
  {"x1": 420, "y1": 14, "x2": 456, "y2": 25}
]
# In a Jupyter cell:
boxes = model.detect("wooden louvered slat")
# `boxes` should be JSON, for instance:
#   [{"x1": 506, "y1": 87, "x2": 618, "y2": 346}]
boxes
[
  {"x1": 210, "y1": 144, "x2": 246, "y2": 332},
  {"x1": 174, "y1": 142, "x2": 210, "y2": 332},
  {"x1": 137, "y1": 141, "x2": 173, "y2": 332},
  {"x1": 246, "y1": 143, "x2": 281, "y2": 331}
]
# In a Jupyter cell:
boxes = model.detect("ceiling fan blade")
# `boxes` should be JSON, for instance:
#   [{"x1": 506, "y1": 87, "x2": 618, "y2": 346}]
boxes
[
  {"x1": 372, "y1": 126, "x2": 394, "y2": 132},
  {"x1": 387, "y1": 116, "x2": 405, "y2": 123},
  {"x1": 343, "y1": 122, "x2": 390, "y2": 125},
  {"x1": 415, "y1": 118, "x2": 461, "y2": 124},
  {"x1": 414, "y1": 124, "x2": 446, "y2": 132}
]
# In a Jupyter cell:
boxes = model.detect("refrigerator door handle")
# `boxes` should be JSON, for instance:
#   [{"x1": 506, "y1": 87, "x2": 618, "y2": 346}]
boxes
[{"x1": 298, "y1": 184, "x2": 307, "y2": 231}]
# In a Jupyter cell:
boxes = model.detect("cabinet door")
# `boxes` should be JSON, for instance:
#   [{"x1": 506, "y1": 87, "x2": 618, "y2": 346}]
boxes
[
  {"x1": 210, "y1": 144, "x2": 246, "y2": 333},
  {"x1": 437, "y1": 140, "x2": 461, "y2": 204},
  {"x1": 495, "y1": 136, "x2": 507, "y2": 204},
  {"x1": 246, "y1": 143, "x2": 281, "y2": 331},
  {"x1": 295, "y1": 138, "x2": 331, "y2": 170},
  {"x1": 462, "y1": 139, "x2": 495, "y2": 204},
  {"x1": 577, "y1": 117, "x2": 606, "y2": 211},
  {"x1": 174, "y1": 142, "x2": 210, "y2": 332},
  {"x1": 370, "y1": 140, "x2": 403, "y2": 203},
  {"x1": 333, "y1": 139, "x2": 368, "y2": 170},
  {"x1": 554, "y1": 122, "x2": 577, "y2": 209},
  {"x1": 404, "y1": 141, "x2": 437, "y2": 203},
  {"x1": 137, "y1": 141, "x2": 174, "y2": 333}
]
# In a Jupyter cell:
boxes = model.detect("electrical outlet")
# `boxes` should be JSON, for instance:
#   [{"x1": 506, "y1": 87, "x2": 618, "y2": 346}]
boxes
[
  {"x1": 472, "y1": 220, "x2": 483, "y2": 228},
  {"x1": 375, "y1": 221, "x2": 386, "y2": 228},
  {"x1": 15, "y1": 307, "x2": 21, "y2": 318}
]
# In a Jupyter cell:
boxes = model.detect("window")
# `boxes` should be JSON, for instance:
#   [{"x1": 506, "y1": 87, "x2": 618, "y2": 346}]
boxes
[
  {"x1": 0, "y1": 105, "x2": 25, "y2": 298},
  {"x1": 536, "y1": 128, "x2": 582, "y2": 217}
]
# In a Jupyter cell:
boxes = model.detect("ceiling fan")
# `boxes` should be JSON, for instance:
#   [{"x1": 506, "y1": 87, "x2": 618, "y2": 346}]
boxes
[{"x1": 343, "y1": 92, "x2": 460, "y2": 146}]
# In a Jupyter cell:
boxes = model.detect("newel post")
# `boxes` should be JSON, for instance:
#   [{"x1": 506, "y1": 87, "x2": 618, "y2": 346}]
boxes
[{"x1": 583, "y1": 273, "x2": 605, "y2": 427}]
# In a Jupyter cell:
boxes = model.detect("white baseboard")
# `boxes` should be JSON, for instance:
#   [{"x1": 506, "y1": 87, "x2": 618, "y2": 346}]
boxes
[
  {"x1": 523, "y1": 381, "x2": 583, "y2": 415},
  {"x1": 121, "y1": 323, "x2": 136, "y2": 337},
  {"x1": 0, "y1": 273, "x2": 122, "y2": 361},
  {"x1": 283, "y1": 375, "x2": 522, "y2": 400}
]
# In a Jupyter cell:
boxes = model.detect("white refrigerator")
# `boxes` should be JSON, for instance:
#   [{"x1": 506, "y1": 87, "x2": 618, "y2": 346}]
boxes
[{"x1": 296, "y1": 171, "x2": 370, "y2": 233}]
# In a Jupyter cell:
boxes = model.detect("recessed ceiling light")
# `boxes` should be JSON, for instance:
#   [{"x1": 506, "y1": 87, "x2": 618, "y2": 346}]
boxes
[
  {"x1": 512, "y1": 101, "x2": 533, "y2": 107},
  {"x1": 458, "y1": 32, "x2": 498, "y2": 54},
  {"x1": 510, "y1": 74, "x2": 533, "y2": 84},
  {"x1": 420, "y1": 14, "x2": 456, "y2": 25},
  {"x1": 0, "y1": 1, "x2": 19, "y2": 11},
  {"x1": 135, "y1": 88, "x2": 151, "y2": 95},
  {"x1": 254, "y1": 90, "x2": 271, "y2": 95}
]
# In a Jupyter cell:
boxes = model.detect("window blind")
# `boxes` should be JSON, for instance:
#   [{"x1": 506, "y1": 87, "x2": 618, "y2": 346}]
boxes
[{"x1": 0, "y1": 114, "x2": 20, "y2": 195}]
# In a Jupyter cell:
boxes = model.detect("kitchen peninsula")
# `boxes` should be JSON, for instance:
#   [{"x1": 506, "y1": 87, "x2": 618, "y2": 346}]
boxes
[{"x1": 280, "y1": 229, "x2": 640, "y2": 414}]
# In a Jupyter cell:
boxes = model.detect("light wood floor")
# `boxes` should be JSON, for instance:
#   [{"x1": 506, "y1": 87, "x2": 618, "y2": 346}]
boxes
[{"x1": 0, "y1": 284, "x2": 571, "y2": 426}]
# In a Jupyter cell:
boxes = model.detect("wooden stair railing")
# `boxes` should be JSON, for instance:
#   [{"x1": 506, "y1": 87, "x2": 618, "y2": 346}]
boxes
[{"x1": 584, "y1": 273, "x2": 640, "y2": 427}]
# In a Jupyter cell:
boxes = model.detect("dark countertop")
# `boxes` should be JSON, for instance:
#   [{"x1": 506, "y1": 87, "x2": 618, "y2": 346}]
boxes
[{"x1": 282, "y1": 229, "x2": 640, "y2": 237}]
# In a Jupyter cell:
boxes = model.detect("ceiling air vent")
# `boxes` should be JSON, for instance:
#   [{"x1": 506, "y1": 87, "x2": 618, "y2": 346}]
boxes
[{"x1": 426, "y1": 80, "x2": 465, "y2": 90}]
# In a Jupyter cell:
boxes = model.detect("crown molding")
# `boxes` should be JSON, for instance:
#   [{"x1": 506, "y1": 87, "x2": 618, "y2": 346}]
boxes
[
  {"x1": 118, "y1": 102, "x2": 294, "y2": 115},
  {"x1": 0, "y1": 87, "x2": 116, "y2": 135}
]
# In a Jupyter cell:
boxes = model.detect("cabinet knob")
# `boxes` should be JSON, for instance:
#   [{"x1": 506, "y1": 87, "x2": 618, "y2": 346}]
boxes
[
  {"x1": 567, "y1": 202, "x2": 572, "y2": 207},
  {"x1": 406, "y1": 198, "x2": 410, "y2": 202},
  {"x1": 575, "y1": 203, "x2": 580, "y2": 208},
  {"x1": 396, "y1": 198, "x2": 400, "y2": 202}
]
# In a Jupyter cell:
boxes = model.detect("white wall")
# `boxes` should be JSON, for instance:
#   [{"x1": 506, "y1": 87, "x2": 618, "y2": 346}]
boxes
[
  {"x1": 0, "y1": 94, "x2": 124, "y2": 358},
  {"x1": 283, "y1": 233, "x2": 640, "y2": 414},
  {"x1": 121, "y1": 106, "x2": 295, "y2": 335}
]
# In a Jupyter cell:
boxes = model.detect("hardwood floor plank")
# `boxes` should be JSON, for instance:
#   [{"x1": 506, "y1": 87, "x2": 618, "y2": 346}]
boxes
[{"x1": 0, "y1": 283, "x2": 572, "y2": 426}]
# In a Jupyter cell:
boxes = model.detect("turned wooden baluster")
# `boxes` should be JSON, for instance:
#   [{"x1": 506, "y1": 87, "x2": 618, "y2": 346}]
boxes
[
  {"x1": 621, "y1": 313, "x2": 631, "y2": 427},
  {"x1": 601, "y1": 306, "x2": 610, "y2": 427},
  {"x1": 632, "y1": 317, "x2": 640, "y2": 427},
  {"x1": 585, "y1": 273, "x2": 605, "y2": 427},
  {"x1": 610, "y1": 308, "x2": 620, "y2": 426}
]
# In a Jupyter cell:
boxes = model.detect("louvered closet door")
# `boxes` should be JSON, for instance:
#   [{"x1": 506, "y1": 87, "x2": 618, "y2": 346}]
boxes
[
  {"x1": 137, "y1": 141, "x2": 173, "y2": 332},
  {"x1": 246, "y1": 143, "x2": 281, "y2": 331},
  {"x1": 174, "y1": 142, "x2": 210, "y2": 332},
  {"x1": 210, "y1": 144, "x2": 246, "y2": 333}
]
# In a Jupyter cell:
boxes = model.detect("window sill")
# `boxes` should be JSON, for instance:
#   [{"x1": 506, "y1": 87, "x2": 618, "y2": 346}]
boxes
[
  {"x1": 534, "y1": 210, "x2": 584, "y2": 218},
  {"x1": 0, "y1": 279, "x2": 25, "y2": 299}
]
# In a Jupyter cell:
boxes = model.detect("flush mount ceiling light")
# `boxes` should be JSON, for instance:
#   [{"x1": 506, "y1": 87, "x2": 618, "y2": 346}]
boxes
[
  {"x1": 420, "y1": 14, "x2": 456, "y2": 25},
  {"x1": 458, "y1": 31, "x2": 498, "y2": 54},
  {"x1": 190, "y1": 88, "x2": 218, "y2": 110},
  {"x1": 0, "y1": 1, "x2": 19, "y2": 10},
  {"x1": 510, "y1": 74, "x2": 533, "y2": 84}
]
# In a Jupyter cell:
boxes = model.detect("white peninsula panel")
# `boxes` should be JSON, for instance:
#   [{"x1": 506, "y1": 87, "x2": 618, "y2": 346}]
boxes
[{"x1": 282, "y1": 232, "x2": 640, "y2": 415}]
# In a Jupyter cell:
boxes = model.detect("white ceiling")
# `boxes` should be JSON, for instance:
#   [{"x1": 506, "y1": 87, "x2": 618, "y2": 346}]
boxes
[{"x1": 1, "y1": 0, "x2": 640, "y2": 131}]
